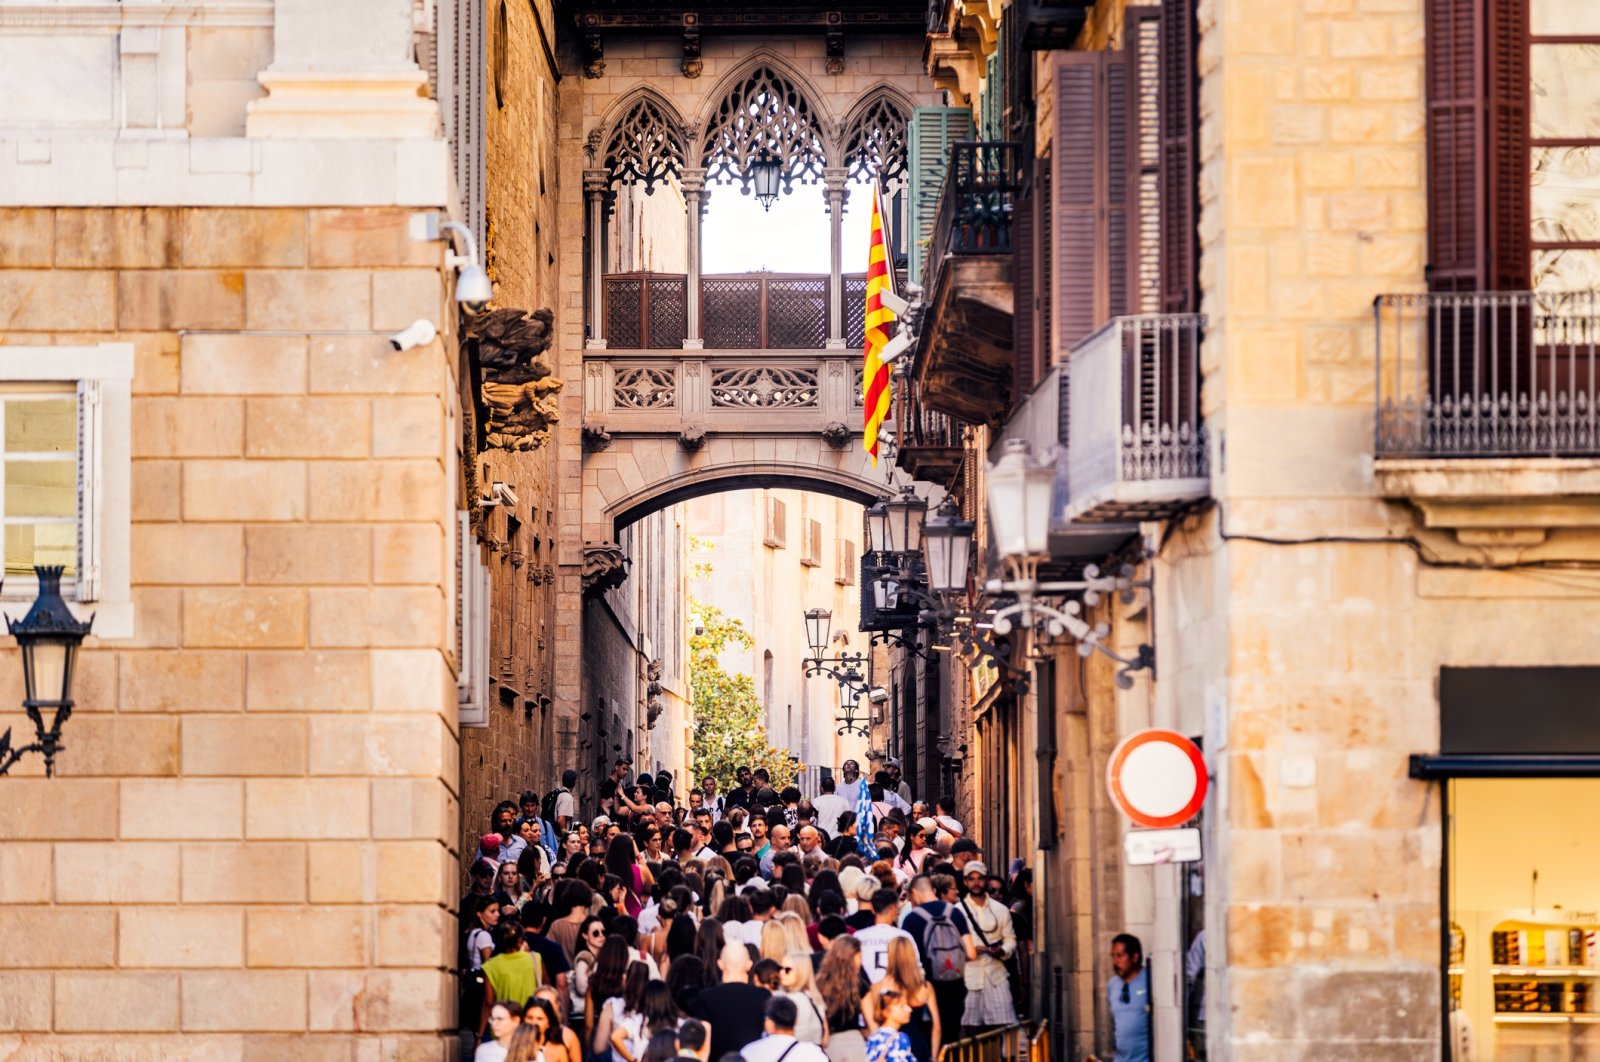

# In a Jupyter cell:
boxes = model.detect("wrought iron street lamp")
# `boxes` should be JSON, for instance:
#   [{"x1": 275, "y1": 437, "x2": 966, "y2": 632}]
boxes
[
  {"x1": 986, "y1": 438, "x2": 1055, "y2": 578},
  {"x1": 0, "y1": 566, "x2": 94, "y2": 777},
  {"x1": 835, "y1": 692, "x2": 872, "y2": 738},
  {"x1": 802, "y1": 607, "x2": 869, "y2": 697},
  {"x1": 921, "y1": 499, "x2": 974, "y2": 596},
  {"x1": 750, "y1": 148, "x2": 782, "y2": 211}
]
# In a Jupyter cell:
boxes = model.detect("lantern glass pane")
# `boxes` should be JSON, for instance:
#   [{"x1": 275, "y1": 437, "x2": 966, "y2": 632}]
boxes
[{"x1": 23, "y1": 638, "x2": 68, "y2": 705}]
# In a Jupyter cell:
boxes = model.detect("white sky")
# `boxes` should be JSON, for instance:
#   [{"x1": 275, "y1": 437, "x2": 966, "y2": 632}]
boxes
[{"x1": 702, "y1": 179, "x2": 876, "y2": 274}]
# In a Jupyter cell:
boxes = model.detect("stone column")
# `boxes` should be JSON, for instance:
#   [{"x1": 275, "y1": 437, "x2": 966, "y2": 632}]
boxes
[
  {"x1": 682, "y1": 168, "x2": 707, "y2": 350},
  {"x1": 825, "y1": 167, "x2": 850, "y2": 349},
  {"x1": 246, "y1": 0, "x2": 436, "y2": 137},
  {"x1": 585, "y1": 169, "x2": 608, "y2": 350}
]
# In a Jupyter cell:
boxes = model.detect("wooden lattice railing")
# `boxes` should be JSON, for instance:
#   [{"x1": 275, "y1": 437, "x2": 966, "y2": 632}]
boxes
[{"x1": 602, "y1": 272, "x2": 869, "y2": 350}]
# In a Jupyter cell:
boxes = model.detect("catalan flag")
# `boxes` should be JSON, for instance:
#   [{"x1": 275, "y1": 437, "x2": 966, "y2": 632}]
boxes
[{"x1": 862, "y1": 184, "x2": 896, "y2": 464}]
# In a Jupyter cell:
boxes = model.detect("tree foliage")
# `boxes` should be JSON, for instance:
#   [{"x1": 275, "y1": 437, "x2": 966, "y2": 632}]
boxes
[{"x1": 688, "y1": 597, "x2": 798, "y2": 791}]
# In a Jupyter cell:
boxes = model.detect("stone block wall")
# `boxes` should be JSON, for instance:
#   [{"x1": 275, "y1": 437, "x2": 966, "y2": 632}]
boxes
[{"x1": 0, "y1": 206, "x2": 460, "y2": 1056}]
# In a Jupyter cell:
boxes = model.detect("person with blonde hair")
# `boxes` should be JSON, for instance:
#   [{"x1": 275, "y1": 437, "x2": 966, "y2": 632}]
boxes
[
  {"x1": 863, "y1": 937, "x2": 939, "y2": 1062},
  {"x1": 760, "y1": 919, "x2": 791, "y2": 963},
  {"x1": 776, "y1": 911, "x2": 811, "y2": 958},
  {"x1": 778, "y1": 951, "x2": 830, "y2": 1047}
]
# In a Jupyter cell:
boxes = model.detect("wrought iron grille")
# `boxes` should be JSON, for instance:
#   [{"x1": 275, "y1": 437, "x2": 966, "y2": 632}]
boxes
[
  {"x1": 710, "y1": 366, "x2": 820, "y2": 408},
  {"x1": 924, "y1": 141, "x2": 1023, "y2": 297},
  {"x1": 845, "y1": 273, "x2": 868, "y2": 350},
  {"x1": 1118, "y1": 314, "x2": 1205, "y2": 481},
  {"x1": 1375, "y1": 291, "x2": 1600, "y2": 457},
  {"x1": 603, "y1": 273, "x2": 687, "y2": 349}
]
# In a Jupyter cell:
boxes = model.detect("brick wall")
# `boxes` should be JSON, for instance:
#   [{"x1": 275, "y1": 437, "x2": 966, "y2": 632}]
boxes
[{"x1": 0, "y1": 206, "x2": 460, "y2": 1054}]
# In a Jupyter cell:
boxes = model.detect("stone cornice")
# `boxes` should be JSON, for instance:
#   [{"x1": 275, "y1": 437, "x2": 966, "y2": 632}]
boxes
[{"x1": 0, "y1": 1, "x2": 274, "y2": 27}]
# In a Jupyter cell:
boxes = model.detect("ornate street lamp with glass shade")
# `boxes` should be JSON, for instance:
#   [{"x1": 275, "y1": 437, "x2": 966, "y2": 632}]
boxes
[
  {"x1": 750, "y1": 148, "x2": 783, "y2": 211},
  {"x1": 986, "y1": 438, "x2": 1055, "y2": 579},
  {"x1": 801, "y1": 606, "x2": 868, "y2": 698},
  {"x1": 0, "y1": 565, "x2": 94, "y2": 777}
]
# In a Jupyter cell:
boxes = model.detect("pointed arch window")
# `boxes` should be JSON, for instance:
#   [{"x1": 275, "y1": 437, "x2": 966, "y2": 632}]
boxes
[
  {"x1": 844, "y1": 95, "x2": 910, "y2": 183},
  {"x1": 701, "y1": 65, "x2": 828, "y2": 197},
  {"x1": 604, "y1": 96, "x2": 685, "y2": 193}
]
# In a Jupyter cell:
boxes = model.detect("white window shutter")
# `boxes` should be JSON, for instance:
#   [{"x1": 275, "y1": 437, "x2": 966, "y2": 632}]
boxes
[
  {"x1": 458, "y1": 510, "x2": 489, "y2": 727},
  {"x1": 76, "y1": 379, "x2": 103, "y2": 602},
  {"x1": 452, "y1": 0, "x2": 486, "y2": 249}
]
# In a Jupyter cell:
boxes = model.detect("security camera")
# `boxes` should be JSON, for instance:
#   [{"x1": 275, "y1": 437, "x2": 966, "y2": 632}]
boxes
[
  {"x1": 878, "y1": 329, "x2": 913, "y2": 364},
  {"x1": 877, "y1": 287, "x2": 911, "y2": 318},
  {"x1": 388, "y1": 319, "x2": 437, "y2": 352},
  {"x1": 478, "y1": 481, "x2": 519, "y2": 508},
  {"x1": 868, "y1": 686, "x2": 890, "y2": 705}
]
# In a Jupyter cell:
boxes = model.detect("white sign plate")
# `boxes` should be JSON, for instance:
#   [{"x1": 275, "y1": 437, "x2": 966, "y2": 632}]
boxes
[{"x1": 1124, "y1": 827, "x2": 1202, "y2": 866}]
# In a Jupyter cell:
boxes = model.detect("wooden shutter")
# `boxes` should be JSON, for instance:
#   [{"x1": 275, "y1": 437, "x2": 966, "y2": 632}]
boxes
[
  {"x1": 908, "y1": 107, "x2": 976, "y2": 285},
  {"x1": 1013, "y1": 178, "x2": 1037, "y2": 399},
  {"x1": 76, "y1": 379, "x2": 103, "y2": 602},
  {"x1": 1052, "y1": 51, "x2": 1128, "y2": 353},
  {"x1": 1158, "y1": 0, "x2": 1199, "y2": 312},
  {"x1": 440, "y1": 0, "x2": 486, "y2": 250},
  {"x1": 1426, "y1": 0, "x2": 1529, "y2": 292}
]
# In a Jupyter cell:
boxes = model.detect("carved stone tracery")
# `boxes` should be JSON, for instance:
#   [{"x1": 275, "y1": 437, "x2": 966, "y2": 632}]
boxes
[
  {"x1": 604, "y1": 96, "x2": 685, "y2": 193},
  {"x1": 701, "y1": 65, "x2": 828, "y2": 196},
  {"x1": 843, "y1": 94, "x2": 910, "y2": 183}
]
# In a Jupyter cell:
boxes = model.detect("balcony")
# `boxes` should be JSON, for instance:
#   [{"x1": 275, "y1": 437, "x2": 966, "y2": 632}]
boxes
[
  {"x1": 1063, "y1": 313, "x2": 1209, "y2": 522},
  {"x1": 1013, "y1": 0, "x2": 1092, "y2": 49},
  {"x1": 894, "y1": 376, "x2": 967, "y2": 489},
  {"x1": 603, "y1": 272, "x2": 868, "y2": 351},
  {"x1": 1375, "y1": 291, "x2": 1600, "y2": 458},
  {"x1": 913, "y1": 141, "x2": 1022, "y2": 426}
]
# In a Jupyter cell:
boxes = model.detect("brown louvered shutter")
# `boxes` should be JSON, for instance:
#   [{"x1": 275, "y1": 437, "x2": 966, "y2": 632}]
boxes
[
  {"x1": 1125, "y1": 6, "x2": 1162, "y2": 314},
  {"x1": 1158, "y1": 0, "x2": 1198, "y2": 312},
  {"x1": 1013, "y1": 177, "x2": 1037, "y2": 400},
  {"x1": 1426, "y1": 0, "x2": 1529, "y2": 292},
  {"x1": 1052, "y1": 51, "x2": 1128, "y2": 353}
]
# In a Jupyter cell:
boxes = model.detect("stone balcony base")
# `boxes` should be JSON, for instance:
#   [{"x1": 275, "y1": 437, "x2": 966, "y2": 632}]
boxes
[
  {"x1": 247, "y1": 69, "x2": 439, "y2": 139},
  {"x1": 1377, "y1": 457, "x2": 1600, "y2": 555}
]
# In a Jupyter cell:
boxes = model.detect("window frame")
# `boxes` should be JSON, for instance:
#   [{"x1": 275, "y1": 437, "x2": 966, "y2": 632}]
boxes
[{"x1": 0, "y1": 344, "x2": 131, "y2": 639}]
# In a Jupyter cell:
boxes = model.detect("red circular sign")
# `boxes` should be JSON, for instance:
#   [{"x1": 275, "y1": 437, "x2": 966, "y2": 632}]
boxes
[{"x1": 1106, "y1": 729, "x2": 1208, "y2": 829}]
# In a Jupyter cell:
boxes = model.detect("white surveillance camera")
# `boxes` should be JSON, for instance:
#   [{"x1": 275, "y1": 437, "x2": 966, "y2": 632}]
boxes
[
  {"x1": 478, "y1": 481, "x2": 519, "y2": 508},
  {"x1": 868, "y1": 686, "x2": 890, "y2": 705},
  {"x1": 878, "y1": 329, "x2": 912, "y2": 364},
  {"x1": 877, "y1": 288, "x2": 910, "y2": 317},
  {"x1": 388, "y1": 319, "x2": 438, "y2": 352},
  {"x1": 455, "y1": 262, "x2": 493, "y2": 310}
]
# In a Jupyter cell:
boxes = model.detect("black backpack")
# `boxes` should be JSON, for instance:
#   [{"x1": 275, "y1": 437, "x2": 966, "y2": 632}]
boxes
[{"x1": 541, "y1": 787, "x2": 564, "y2": 831}]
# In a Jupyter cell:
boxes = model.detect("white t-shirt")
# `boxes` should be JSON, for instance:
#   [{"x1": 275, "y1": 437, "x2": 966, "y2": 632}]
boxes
[
  {"x1": 609, "y1": 997, "x2": 646, "y2": 1062},
  {"x1": 475, "y1": 1040, "x2": 509, "y2": 1062},
  {"x1": 637, "y1": 901, "x2": 662, "y2": 935},
  {"x1": 741, "y1": 1034, "x2": 829, "y2": 1062},
  {"x1": 854, "y1": 923, "x2": 913, "y2": 984},
  {"x1": 554, "y1": 789, "x2": 577, "y2": 825},
  {"x1": 811, "y1": 794, "x2": 851, "y2": 834},
  {"x1": 467, "y1": 927, "x2": 493, "y2": 970}
]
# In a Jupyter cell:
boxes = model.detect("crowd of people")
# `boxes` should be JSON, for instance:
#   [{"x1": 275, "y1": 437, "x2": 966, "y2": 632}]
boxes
[{"x1": 458, "y1": 757, "x2": 1037, "y2": 1062}]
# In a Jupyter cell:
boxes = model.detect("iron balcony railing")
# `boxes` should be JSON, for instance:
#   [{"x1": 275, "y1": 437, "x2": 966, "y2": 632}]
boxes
[
  {"x1": 1064, "y1": 313, "x2": 1208, "y2": 522},
  {"x1": 602, "y1": 272, "x2": 868, "y2": 351},
  {"x1": 923, "y1": 141, "x2": 1023, "y2": 298},
  {"x1": 1375, "y1": 291, "x2": 1600, "y2": 457},
  {"x1": 937, "y1": 1022, "x2": 1049, "y2": 1062}
]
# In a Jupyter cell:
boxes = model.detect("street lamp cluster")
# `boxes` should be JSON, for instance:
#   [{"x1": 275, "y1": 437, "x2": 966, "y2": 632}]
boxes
[{"x1": 801, "y1": 440, "x2": 1155, "y2": 703}]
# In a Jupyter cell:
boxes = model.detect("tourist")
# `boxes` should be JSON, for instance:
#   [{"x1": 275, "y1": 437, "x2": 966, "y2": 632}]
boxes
[
  {"x1": 740, "y1": 997, "x2": 829, "y2": 1062},
  {"x1": 554, "y1": 770, "x2": 579, "y2": 832},
  {"x1": 690, "y1": 941, "x2": 772, "y2": 1060},
  {"x1": 525, "y1": 996, "x2": 574, "y2": 1062},
  {"x1": 468, "y1": 894, "x2": 502, "y2": 969},
  {"x1": 863, "y1": 938, "x2": 938, "y2": 1062},
  {"x1": 536, "y1": 987, "x2": 587, "y2": 1062},
  {"x1": 816, "y1": 937, "x2": 867, "y2": 1062},
  {"x1": 599, "y1": 961, "x2": 651, "y2": 1062},
  {"x1": 484, "y1": 921, "x2": 543, "y2": 1011},
  {"x1": 477, "y1": 1000, "x2": 524, "y2": 1062},
  {"x1": 956, "y1": 864, "x2": 1016, "y2": 1037},
  {"x1": 862, "y1": 990, "x2": 915, "y2": 1062},
  {"x1": 855, "y1": 889, "x2": 913, "y2": 985},
  {"x1": 1107, "y1": 933, "x2": 1151, "y2": 1062},
  {"x1": 898, "y1": 876, "x2": 973, "y2": 1044},
  {"x1": 777, "y1": 952, "x2": 830, "y2": 1047},
  {"x1": 584, "y1": 937, "x2": 631, "y2": 1055},
  {"x1": 569, "y1": 919, "x2": 605, "y2": 1024}
]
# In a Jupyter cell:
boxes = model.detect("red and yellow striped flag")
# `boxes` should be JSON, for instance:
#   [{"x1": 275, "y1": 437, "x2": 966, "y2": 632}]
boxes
[{"x1": 862, "y1": 185, "x2": 896, "y2": 464}]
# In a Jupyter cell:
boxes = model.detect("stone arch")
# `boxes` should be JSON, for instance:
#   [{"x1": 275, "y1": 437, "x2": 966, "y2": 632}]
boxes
[
  {"x1": 594, "y1": 87, "x2": 690, "y2": 193},
  {"x1": 585, "y1": 434, "x2": 906, "y2": 539},
  {"x1": 694, "y1": 52, "x2": 835, "y2": 196},
  {"x1": 840, "y1": 85, "x2": 915, "y2": 183}
]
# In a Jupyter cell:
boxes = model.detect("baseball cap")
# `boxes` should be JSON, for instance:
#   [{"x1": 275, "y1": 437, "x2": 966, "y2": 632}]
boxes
[
  {"x1": 480, "y1": 833, "x2": 503, "y2": 853},
  {"x1": 965, "y1": 861, "x2": 989, "y2": 877}
]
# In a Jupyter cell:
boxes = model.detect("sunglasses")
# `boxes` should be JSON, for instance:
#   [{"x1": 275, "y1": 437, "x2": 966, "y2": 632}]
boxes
[
  {"x1": 1120, "y1": 982, "x2": 1131, "y2": 1005},
  {"x1": 780, "y1": 966, "x2": 794, "y2": 974}
]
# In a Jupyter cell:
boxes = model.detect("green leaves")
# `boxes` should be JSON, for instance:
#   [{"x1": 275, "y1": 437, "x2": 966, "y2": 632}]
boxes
[{"x1": 689, "y1": 597, "x2": 798, "y2": 790}]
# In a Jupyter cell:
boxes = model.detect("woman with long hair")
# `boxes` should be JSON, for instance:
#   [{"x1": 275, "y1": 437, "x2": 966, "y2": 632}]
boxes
[
  {"x1": 693, "y1": 917, "x2": 725, "y2": 985},
  {"x1": 643, "y1": 889, "x2": 682, "y2": 974},
  {"x1": 503, "y1": 1023, "x2": 544, "y2": 1062},
  {"x1": 783, "y1": 892, "x2": 813, "y2": 925},
  {"x1": 605, "y1": 834, "x2": 653, "y2": 919},
  {"x1": 565, "y1": 831, "x2": 586, "y2": 861},
  {"x1": 759, "y1": 919, "x2": 790, "y2": 964},
  {"x1": 817, "y1": 936, "x2": 868, "y2": 1062},
  {"x1": 476, "y1": 1000, "x2": 524, "y2": 1062},
  {"x1": 638, "y1": 980, "x2": 681, "y2": 1039},
  {"x1": 894, "y1": 823, "x2": 931, "y2": 884},
  {"x1": 604, "y1": 962, "x2": 652, "y2": 1062},
  {"x1": 499, "y1": 852, "x2": 530, "y2": 906},
  {"x1": 466, "y1": 894, "x2": 501, "y2": 969},
  {"x1": 585, "y1": 936, "x2": 631, "y2": 1058},
  {"x1": 640, "y1": 1029, "x2": 680, "y2": 1062},
  {"x1": 665, "y1": 953, "x2": 707, "y2": 1015},
  {"x1": 514, "y1": 997, "x2": 568, "y2": 1062},
  {"x1": 535, "y1": 987, "x2": 586, "y2": 1062},
  {"x1": 776, "y1": 911, "x2": 811, "y2": 958},
  {"x1": 569, "y1": 916, "x2": 608, "y2": 1028},
  {"x1": 664, "y1": 903, "x2": 699, "y2": 965},
  {"x1": 778, "y1": 951, "x2": 830, "y2": 1047},
  {"x1": 863, "y1": 938, "x2": 939, "y2": 1062},
  {"x1": 863, "y1": 989, "x2": 916, "y2": 1062}
]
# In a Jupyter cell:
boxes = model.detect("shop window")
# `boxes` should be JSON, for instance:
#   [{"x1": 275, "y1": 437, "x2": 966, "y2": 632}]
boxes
[{"x1": 1447, "y1": 778, "x2": 1600, "y2": 1059}]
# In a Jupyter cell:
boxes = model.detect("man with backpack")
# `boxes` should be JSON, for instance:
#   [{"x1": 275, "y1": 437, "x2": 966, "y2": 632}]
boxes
[
  {"x1": 900, "y1": 874, "x2": 978, "y2": 1046},
  {"x1": 544, "y1": 770, "x2": 578, "y2": 832}
]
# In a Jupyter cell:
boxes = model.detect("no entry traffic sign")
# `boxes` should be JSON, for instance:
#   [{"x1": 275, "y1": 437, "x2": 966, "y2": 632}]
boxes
[{"x1": 1106, "y1": 728, "x2": 1208, "y2": 829}]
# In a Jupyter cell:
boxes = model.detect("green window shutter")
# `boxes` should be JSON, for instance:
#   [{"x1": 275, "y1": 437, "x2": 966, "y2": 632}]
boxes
[
  {"x1": 907, "y1": 106, "x2": 975, "y2": 285},
  {"x1": 982, "y1": 50, "x2": 1002, "y2": 140}
]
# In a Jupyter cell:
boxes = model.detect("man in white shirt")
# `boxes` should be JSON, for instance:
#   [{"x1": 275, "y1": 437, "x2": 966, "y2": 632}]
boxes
[
  {"x1": 554, "y1": 770, "x2": 579, "y2": 831},
  {"x1": 855, "y1": 886, "x2": 914, "y2": 984},
  {"x1": 810, "y1": 775, "x2": 851, "y2": 838},
  {"x1": 834, "y1": 760, "x2": 864, "y2": 807},
  {"x1": 740, "y1": 997, "x2": 828, "y2": 1062}
]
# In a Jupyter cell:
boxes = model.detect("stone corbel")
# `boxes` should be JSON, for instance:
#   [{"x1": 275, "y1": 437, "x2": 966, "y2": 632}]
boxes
[
  {"x1": 825, "y1": 12, "x2": 845, "y2": 75},
  {"x1": 681, "y1": 13, "x2": 702, "y2": 78},
  {"x1": 582, "y1": 20, "x2": 605, "y2": 78},
  {"x1": 467, "y1": 307, "x2": 565, "y2": 452},
  {"x1": 582, "y1": 542, "x2": 631, "y2": 596},
  {"x1": 678, "y1": 426, "x2": 709, "y2": 452},
  {"x1": 582, "y1": 423, "x2": 614, "y2": 452},
  {"x1": 925, "y1": 35, "x2": 983, "y2": 105}
]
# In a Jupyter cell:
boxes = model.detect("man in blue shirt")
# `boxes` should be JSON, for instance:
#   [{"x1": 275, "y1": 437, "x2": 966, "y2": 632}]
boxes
[{"x1": 1106, "y1": 933, "x2": 1151, "y2": 1062}]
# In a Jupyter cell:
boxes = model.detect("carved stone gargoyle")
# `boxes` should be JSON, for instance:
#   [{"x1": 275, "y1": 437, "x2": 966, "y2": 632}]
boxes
[
  {"x1": 582, "y1": 541, "x2": 631, "y2": 597},
  {"x1": 820, "y1": 421, "x2": 853, "y2": 449},
  {"x1": 678, "y1": 425, "x2": 709, "y2": 452},
  {"x1": 582, "y1": 423, "x2": 614, "y2": 452},
  {"x1": 467, "y1": 307, "x2": 565, "y2": 452}
]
